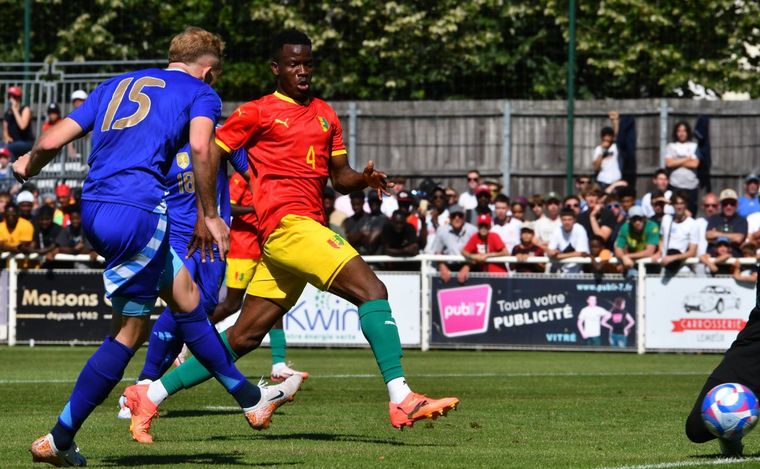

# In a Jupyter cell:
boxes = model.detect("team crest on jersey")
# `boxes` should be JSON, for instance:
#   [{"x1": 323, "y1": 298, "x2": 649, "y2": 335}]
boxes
[
  {"x1": 176, "y1": 152, "x2": 190, "y2": 169},
  {"x1": 327, "y1": 234, "x2": 345, "y2": 249},
  {"x1": 317, "y1": 116, "x2": 330, "y2": 133}
]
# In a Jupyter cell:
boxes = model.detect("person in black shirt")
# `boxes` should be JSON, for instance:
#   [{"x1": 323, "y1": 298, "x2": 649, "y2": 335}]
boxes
[
  {"x1": 33, "y1": 205, "x2": 62, "y2": 263},
  {"x1": 2, "y1": 86, "x2": 35, "y2": 159},
  {"x1": 382, "y1": 210, "x2": 419, "y2": 271},
  {"x1": 511, "y1": 225, "x2": 545, "y2": 273},
  {"x1": 577, "y1": 187, "x2": 615, "y2": 247}
]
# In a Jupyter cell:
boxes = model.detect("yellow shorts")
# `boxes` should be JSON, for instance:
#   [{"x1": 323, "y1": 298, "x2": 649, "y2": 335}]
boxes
[
  {"x1": 246, "y1": 214, "x2": 359, "y2": 310},
  {"x1": 226, "y1": 257, "x2": 258, "y2": 290}
]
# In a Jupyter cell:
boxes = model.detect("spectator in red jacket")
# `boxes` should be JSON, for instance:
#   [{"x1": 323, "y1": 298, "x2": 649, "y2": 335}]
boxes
[{"x1": 458, "y1": 213, "x2": 508, "y2": 283}]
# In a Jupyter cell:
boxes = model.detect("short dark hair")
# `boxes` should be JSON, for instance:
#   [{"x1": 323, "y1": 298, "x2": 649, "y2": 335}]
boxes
[
  {"x1": 560, "y1": 207, "x2": 576, "y2": 218},
  {"x1": 671, "y1": 191, "x2": 689, "y2": 206},
  {"x1": 563, "y1": 195, "x2": 580, "y2": 205},
  {"x1": 590, "y1": 234, "x2": 605, "y2": 244},
  {"x1": 600, "y1": 126, "x2": 615, "y2": 138},
  {"x1": 36, "y1": 205, "x2": 54, "y2": 219},
  {"x1": 653, "y1": 168, "x2": 668, "y2": 179},
  {"x1": 349, "y1": 191, "x2": 365, "y2": 201},
  {"x1": 494, "y1": 194, "x2": 510, "y2": 205},
  {"x1": 4, "y1": 202, "x2": 17, "y2": 212},
  {"x1": 672, "y1": 121, "x2": 692, "y2": 142},
  {"x1": 271, "y1": 29, "x2": 312, "y2": 61},
  {"x1": 618, "y1": 187, "x2": 637, "y2": 199}
]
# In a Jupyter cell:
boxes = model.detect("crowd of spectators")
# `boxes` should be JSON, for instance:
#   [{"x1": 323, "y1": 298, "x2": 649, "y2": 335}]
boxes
[
  {"x1": 0, "y1": 180, "x2": 96, "y2": 268},
  {"x1": 322, "y1": 120, "x2": 760, "y2": 284}
]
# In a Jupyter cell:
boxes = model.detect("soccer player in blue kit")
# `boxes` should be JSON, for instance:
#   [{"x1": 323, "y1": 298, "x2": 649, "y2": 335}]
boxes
[{"x1": 13, "y1": 27, "x2": 300, "y2": 467}]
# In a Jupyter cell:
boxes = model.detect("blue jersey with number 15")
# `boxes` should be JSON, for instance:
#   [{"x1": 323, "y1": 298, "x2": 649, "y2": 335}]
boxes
[
  {"x1": 68, "y1": 68, "x2": 221, "y2": 213},
  {"x1": 165, "y1": 144, "x2": 249, "y2": 240}
]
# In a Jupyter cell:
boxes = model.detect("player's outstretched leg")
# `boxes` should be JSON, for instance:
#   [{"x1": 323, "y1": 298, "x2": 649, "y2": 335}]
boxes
[
  {"x1": 269, "y1": 319, "x2": 309, "y2": 382},
  {"x1": 125, "y1": 266, "x2": 262, "y2": 443},
  {"x1": 329, "y1": 257, "x2": 460, "y2": 430},
  {"x1": 31, "y1": 309, "x2": 147, "y2": 467},
  {"x1": 685, "y1": 306, "x2": 760, "y2": 457}
]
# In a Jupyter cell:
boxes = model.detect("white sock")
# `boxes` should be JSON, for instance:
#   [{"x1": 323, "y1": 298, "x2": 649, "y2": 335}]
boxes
[
  {"x1": 146, "y1": 380, "x2": 169, "y2": 406},
  {"x1": 272, "y1": 362, "x2": 287, "y2": 373},
  {"x1": 137, "y1": 379, "x2": 153, "y2": 385},
  {"x1": 387, "y1": 377, "x2": 412, "y2": 404}
]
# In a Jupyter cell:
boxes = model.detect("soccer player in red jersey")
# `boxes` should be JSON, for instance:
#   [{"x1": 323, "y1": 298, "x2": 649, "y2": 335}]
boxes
[
  {"x1": 129, "y1": 29, "x2": 458, "y2": 437},
  {"x1": 210, "y1": 171, "x2": 309, "y2": 382}
]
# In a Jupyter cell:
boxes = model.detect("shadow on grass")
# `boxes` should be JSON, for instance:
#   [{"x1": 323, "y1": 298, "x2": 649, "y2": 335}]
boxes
[
  {"x1": 688, "y1": 450, "x2": 760, "y2": 459},
  {"x1": 99, "y1": 452, "x2": 301, "y2": 466},
  {"x1": 200, "y1": 432, "x2": 452, "y2": 447},
  {"x1": 164, "y1": 409, "x2": 240, "y2": 418}
]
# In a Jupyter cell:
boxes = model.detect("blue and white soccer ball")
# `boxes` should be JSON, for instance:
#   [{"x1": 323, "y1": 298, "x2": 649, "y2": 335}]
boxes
[{"x1": 701, "y1": 383, "x2": 760, "y2": 439}]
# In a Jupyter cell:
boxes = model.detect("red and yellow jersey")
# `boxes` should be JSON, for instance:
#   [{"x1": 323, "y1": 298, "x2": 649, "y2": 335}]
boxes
[
  {"x1": 228, "y1": 172, "x2": 261, "y2": 260},
  {"x1": 215, "y1": 91, "x2": 346, "y2": 241}
]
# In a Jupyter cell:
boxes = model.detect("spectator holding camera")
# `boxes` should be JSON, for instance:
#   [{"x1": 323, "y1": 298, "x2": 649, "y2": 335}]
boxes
[
  {"x1": 577, "y1": 187, "x2": 615, "y2": 245},
  {"x1": 641, "y1": 169, "x2": 673, "y2": 218},
  {"x1": 705, "y1": 189, "x2": 747, "y2": 258},
  {"x1": 592, "y1": 126, "x2": 621, "y2": 190},
  {"x1": 652, "y1": 193, "x2": 698, "y2": 275},
  {"x1": 665, "y1": 122, "x2": 700, "y2": 214}
]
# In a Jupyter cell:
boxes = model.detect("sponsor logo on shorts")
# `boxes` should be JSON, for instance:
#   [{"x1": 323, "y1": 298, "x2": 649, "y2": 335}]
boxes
[{"x1": 437, "y1": 284, "x2": 492, "y2": 337}]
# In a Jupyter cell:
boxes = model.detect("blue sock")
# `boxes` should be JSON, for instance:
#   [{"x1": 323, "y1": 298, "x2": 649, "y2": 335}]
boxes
[
  {"x1": 50, "y1": 336, "x2": 134, "y2": 450},
  {"x1": 138, "y1": 308, "x2": 183, "y2": 381},
  {"x1": 173, "y1": 304, "x2": 260, "y2": 408}
]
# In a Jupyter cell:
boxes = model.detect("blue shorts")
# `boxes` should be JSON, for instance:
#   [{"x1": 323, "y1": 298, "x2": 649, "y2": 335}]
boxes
[
  {"x1": 82, "y1": 201, "x2": 171, "y2": 308},
  {"x1": 170, "y1": 233, "x2": 225, "y2": 315}
]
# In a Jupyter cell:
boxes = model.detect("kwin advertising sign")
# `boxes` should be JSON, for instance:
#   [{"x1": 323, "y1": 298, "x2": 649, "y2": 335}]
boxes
[
  {"x1": 645, "y1": 277, "x2": 755, "y2": 351},
  {"x1": 431, "y1": 276, "x2": 637, "y2": 349}
]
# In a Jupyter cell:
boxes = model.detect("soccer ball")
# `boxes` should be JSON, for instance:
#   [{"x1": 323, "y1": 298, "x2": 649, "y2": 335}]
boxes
[{"x1": 701, "y1": 383, "x2": 759, "y2": 439}]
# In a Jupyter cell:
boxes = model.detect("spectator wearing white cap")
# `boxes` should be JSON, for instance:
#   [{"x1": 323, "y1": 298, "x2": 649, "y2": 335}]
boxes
[
  {"x1": 738, "y1": 173, "x2": 760, "y2": 218},
  {"x1": 705, "y1": 189, "x2": 747, "y2": 257},
  {"x1": 614, "y1": 206, "x2": 659, "y2": 278},
  {"x1": 70, "y1": 90, "x2": 88, "y2": 109},
  {"x1": 15, "y1": 190, "x2": 35, "y2": 220}
]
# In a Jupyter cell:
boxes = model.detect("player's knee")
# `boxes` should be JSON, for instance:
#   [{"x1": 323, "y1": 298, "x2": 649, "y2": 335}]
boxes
[
  {"x1": 366, "y1": 277, "x2": 388, "y2": 301},
  {"x1": 228, "y1": 328, "x2": 263, "y2": 355}
]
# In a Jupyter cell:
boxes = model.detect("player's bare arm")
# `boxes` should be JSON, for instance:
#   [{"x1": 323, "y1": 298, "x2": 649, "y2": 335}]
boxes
[
  {"x1": 12, "y1": 118, "x2": 84, "y2": 182},
  {"x1": 190, "y1": 116, "x2": 229, "y2": 259},
  {"x1": 330, "y1": 155, "x2": 393, "y2": 197}
]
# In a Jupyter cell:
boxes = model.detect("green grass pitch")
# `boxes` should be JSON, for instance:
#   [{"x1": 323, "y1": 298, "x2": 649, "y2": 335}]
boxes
[{"x1": 1, "y1": 346, "x2": 760, "y2": 468}]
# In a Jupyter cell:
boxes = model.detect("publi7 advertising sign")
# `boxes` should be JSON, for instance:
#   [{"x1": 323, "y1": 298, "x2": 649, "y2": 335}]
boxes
[{"x1": 431, "y1": 276, "x2": 637, "y2": 350}]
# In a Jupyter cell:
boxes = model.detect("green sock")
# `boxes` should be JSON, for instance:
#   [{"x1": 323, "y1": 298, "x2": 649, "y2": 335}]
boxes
[
  {"x1": 358, "y1": 299, "x2": 405, "y2": 383},
  {"x1": 161, "y1": 330, "x2": 239, "y2": 395},
  {"x1": 269, "y1": 328, "x2": 287, "y2": 366}
]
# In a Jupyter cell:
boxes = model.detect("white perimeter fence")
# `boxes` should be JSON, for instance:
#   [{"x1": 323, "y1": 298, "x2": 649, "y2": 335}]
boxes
[{"x1": 1, "y1": 253, "x2": 757, "y2": 354}]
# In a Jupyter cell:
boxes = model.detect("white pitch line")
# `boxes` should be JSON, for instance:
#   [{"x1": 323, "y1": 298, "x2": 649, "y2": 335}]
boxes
[
  {"x1": 600, "y1": 456, "x2": 760, "y2": 469},
  {"x1": 0, "y1": 370, "x2": 707, "y2": 385}
]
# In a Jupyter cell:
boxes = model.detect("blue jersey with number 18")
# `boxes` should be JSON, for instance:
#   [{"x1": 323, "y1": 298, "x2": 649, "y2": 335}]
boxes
[
  {"x1": 165, "y1": 144, "x2": 248, "y2": 240},
  {"x1": 68, "y1": 68, "x2": 221, "y2": 213}
]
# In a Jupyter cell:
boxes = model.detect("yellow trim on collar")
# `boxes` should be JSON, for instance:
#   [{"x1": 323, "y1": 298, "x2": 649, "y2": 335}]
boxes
[{"x1": 273, "y1": 90, "x2": 308, "y2": 106}]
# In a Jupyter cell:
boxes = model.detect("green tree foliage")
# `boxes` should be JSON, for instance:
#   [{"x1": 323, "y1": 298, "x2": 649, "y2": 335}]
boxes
[{"x1": 1, "y1": 0, "x2": 759, "y2": 100}]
